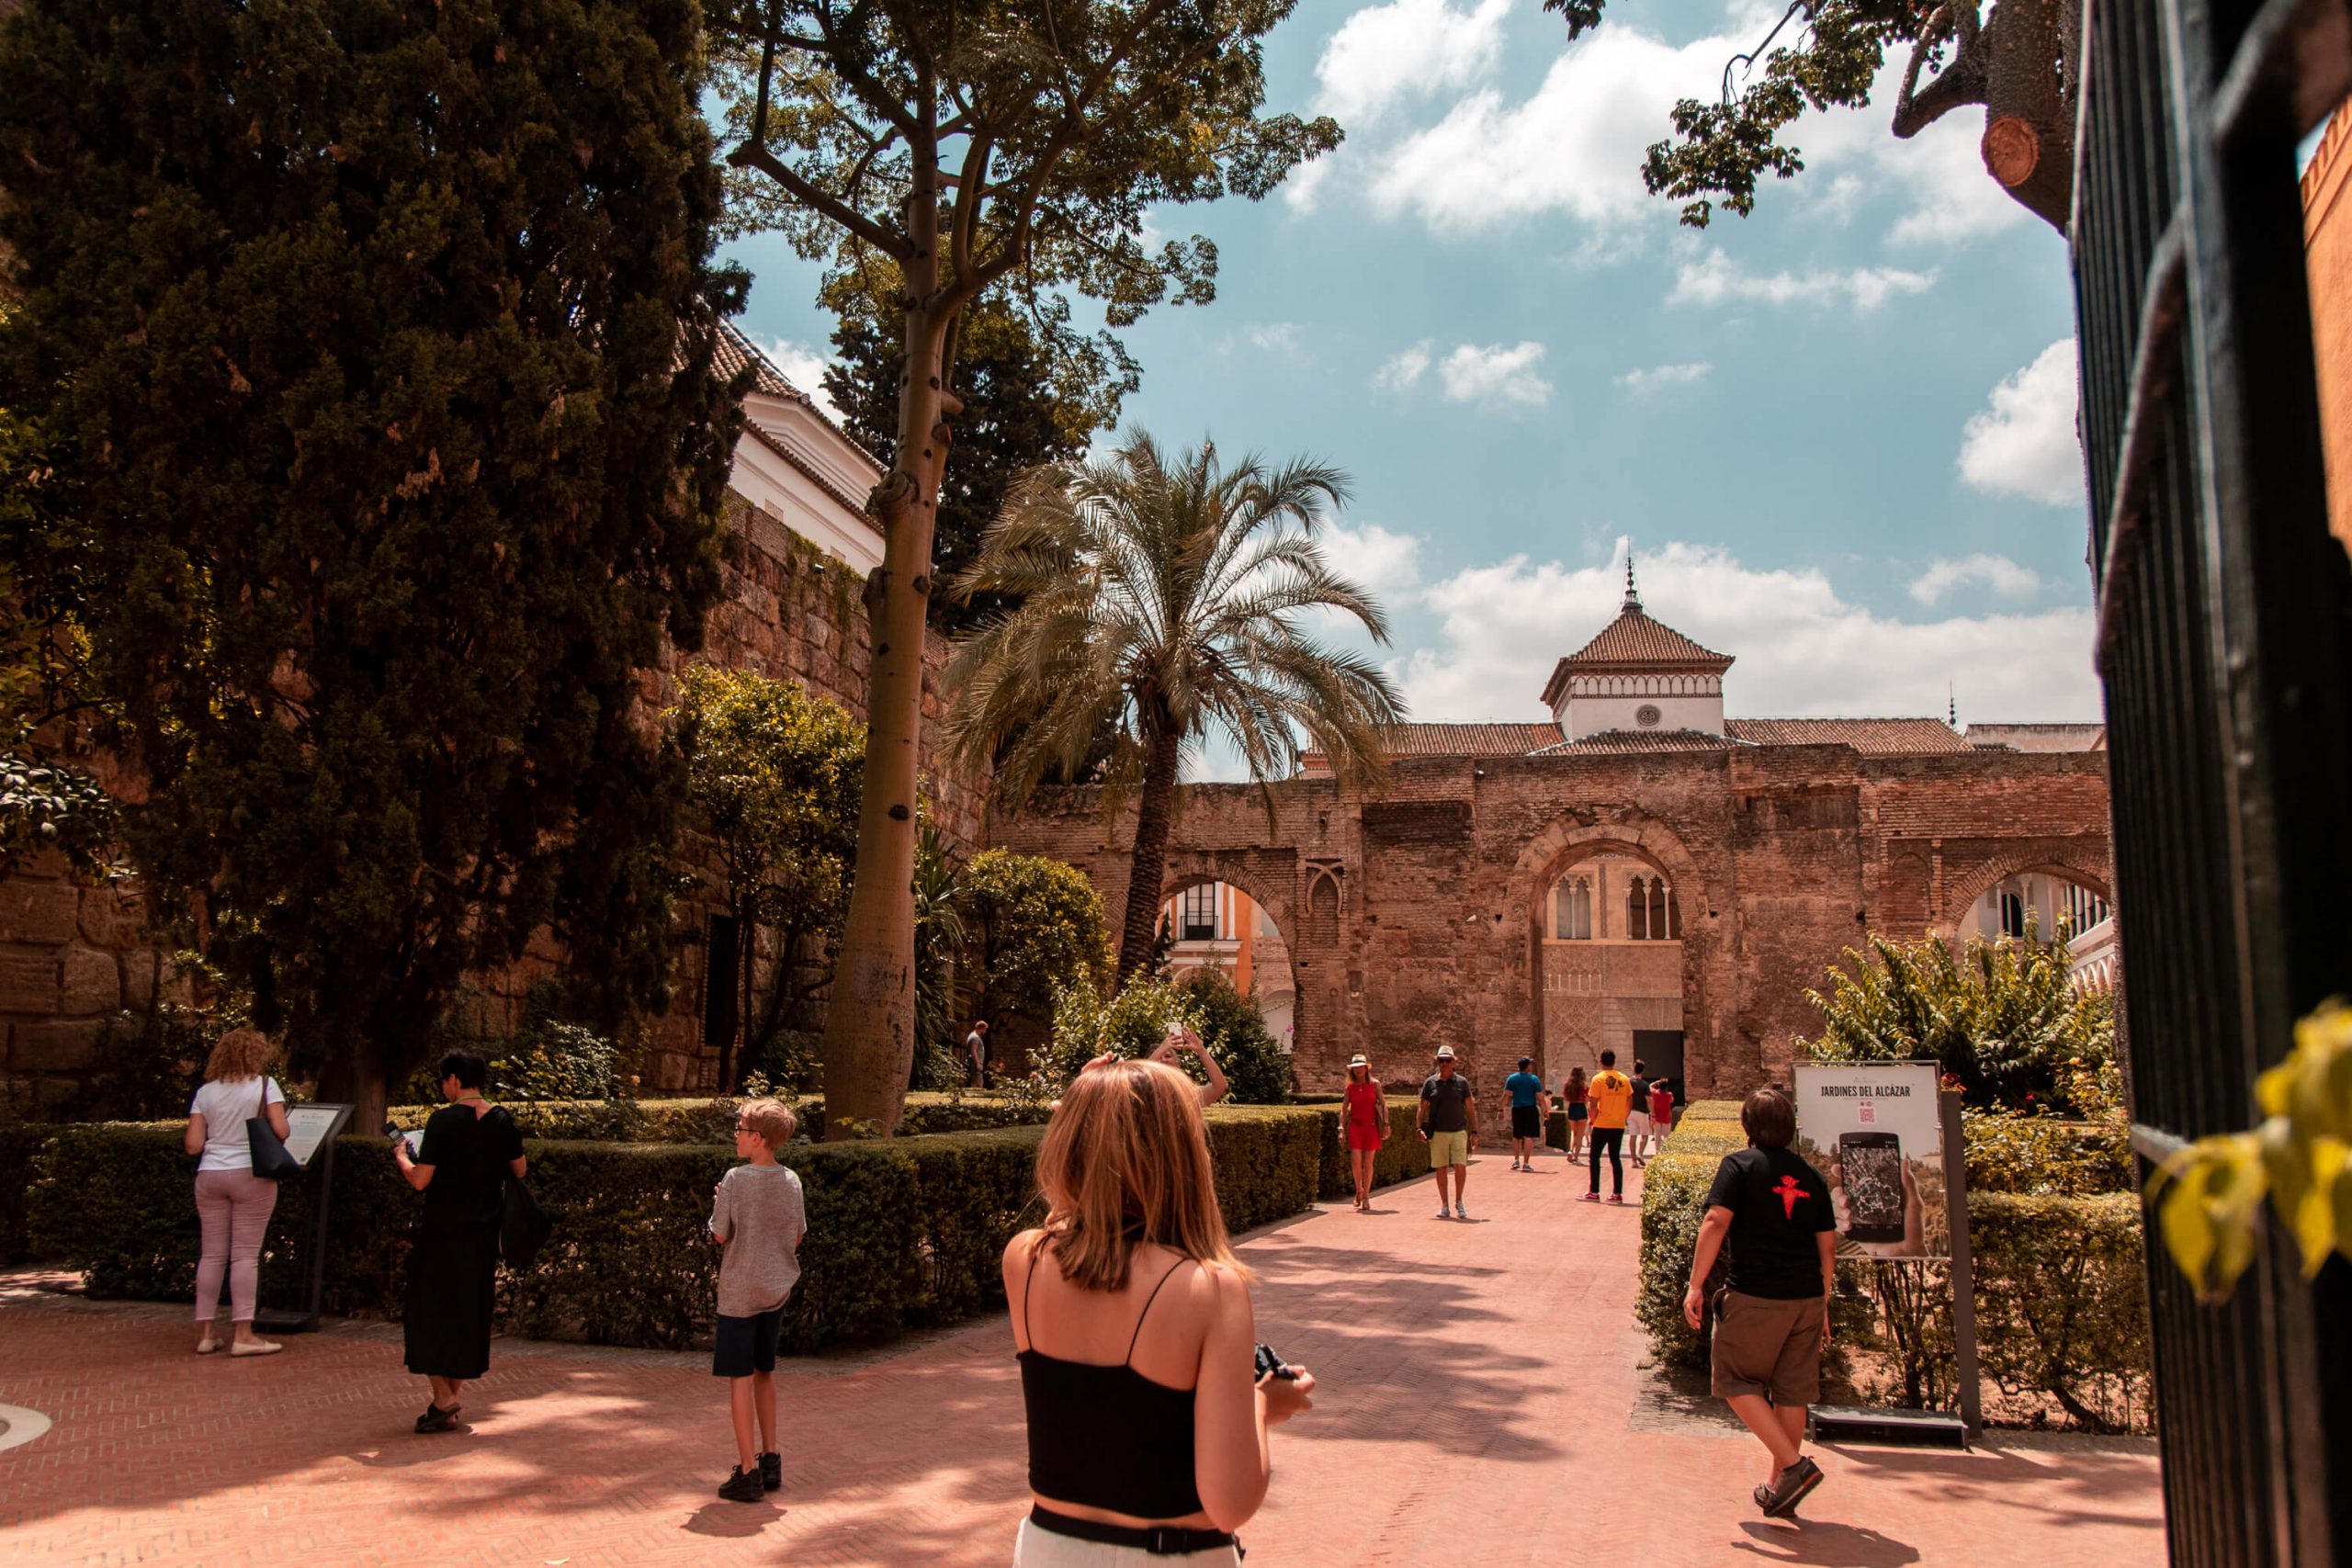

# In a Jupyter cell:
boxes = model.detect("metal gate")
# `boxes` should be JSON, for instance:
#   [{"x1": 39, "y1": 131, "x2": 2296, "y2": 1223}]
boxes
[{"x1": 2072, "y1": 0, "x2": 2352, "y2": 1557}]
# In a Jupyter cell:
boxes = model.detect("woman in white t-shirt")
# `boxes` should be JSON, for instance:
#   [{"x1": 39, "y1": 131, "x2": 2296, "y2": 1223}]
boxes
[{"x1": 182, "y1": 1028, "x2": 292, "y2": 1357}]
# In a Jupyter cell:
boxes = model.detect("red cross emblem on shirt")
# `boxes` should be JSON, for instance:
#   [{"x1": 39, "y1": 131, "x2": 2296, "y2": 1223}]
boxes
[{"x1": 1774, "y1": 1175, "x2": 1804, "y2": 1219}]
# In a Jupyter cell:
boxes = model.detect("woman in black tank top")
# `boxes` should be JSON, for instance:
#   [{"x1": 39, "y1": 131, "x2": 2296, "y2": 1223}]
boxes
[{"x1": 1004, "y1": 1056, "x2": 1316, "y2": 1564}]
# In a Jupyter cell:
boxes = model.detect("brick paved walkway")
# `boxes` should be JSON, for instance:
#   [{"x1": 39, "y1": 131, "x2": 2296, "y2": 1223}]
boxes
[{"x1": 0, "y1": 1148, "x2": 2163, "y2": 1566}]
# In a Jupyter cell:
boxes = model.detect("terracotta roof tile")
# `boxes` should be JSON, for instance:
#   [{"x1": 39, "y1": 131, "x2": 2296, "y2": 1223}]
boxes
[
  {"x1": 1528, "y1": 728, "x2": 1743, "y2": 755},
  {"x1": 713, "y1": 320, "x2": 885, "y2": 469},
  {"x1": 1377, "y1": 722, "x2": 1566, "y2": 757},
  {"x1": 1723, "y1": 717, "x2": 1972, "y2": 754},
  {"x1": 1560, "y1": 609, "x2": 1733, "y2": 671}
]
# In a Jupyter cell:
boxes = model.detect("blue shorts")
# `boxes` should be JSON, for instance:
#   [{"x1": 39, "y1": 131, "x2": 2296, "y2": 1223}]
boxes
[{"x1": 713, "y1": 1306, "x2": 784, "y2": 1378}]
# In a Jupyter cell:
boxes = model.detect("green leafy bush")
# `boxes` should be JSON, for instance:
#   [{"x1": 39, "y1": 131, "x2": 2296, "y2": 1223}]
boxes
[
  {"x1": 53, "y1": 1004, "x2": 214, "y2": 1122},
  {"x1": 0, "y1": 1121, "x2": 43, "y2": 1261},
  {"x1": 1176, "y1": 968, "x2": 1293, "y2": 1104},
  {"x1": 492, "y1": 1020, "x2": 624, "y2": 1103},
  {"x1": 25, "y1": 1102, "x2": 1407, "y2": 1349},
  {"x1": 1963, "y1": 1111, "x2": 2132, "y2": 1196},
  {"x1": 1798, "y1": 930, "x2": 2117, "y2": 1112},
  {"x1": 1634, "y1": 1100, "x2": 1749, "y2": 1368},
  {"x1": 1044, "y1": 971, "x2": 1194, "y2": 1084}
]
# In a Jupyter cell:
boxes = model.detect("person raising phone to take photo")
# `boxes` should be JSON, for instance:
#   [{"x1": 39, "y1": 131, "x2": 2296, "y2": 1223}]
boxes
[
  {"x1": 1004, "y1": 1056, "x2": 1314, "y2": 1564},
  {"x1": 1149, "y1": 1022, "x2": 1228, "y2": 1108}
]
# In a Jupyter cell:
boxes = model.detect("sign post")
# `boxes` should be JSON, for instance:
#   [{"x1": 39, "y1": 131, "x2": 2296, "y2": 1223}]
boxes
[
  {"x1": 1790, "y1": 1062, "x2": 1974, "y2": 1449},
  {"x1": 254, "y1": 1102, "x2": 352, "y2": 1337}
]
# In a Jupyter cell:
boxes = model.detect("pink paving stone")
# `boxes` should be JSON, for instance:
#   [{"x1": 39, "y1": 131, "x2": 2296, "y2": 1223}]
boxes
[{"x1": 0, "y1": 1148, "x2": 2165, "y2": 1566}]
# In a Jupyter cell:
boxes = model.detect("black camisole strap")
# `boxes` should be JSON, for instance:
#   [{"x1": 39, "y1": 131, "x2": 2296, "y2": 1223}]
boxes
[
  {"x1": 1022, "y1": 1235, "x2": 1048, "y2": 1346},
  {"x1": 1124, "y1": 1258, "x2": 1190, "y2": 1366}
]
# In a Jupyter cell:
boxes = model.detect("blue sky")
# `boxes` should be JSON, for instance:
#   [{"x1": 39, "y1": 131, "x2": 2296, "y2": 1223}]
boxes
[{"x1": 719, "y1": 0, "x2": 2100, "y2": 745}]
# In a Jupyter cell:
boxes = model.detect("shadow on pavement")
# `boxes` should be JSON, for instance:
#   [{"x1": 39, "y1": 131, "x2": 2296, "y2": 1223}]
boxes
[{"x1": 1732, "y1": 1518, "x2": 1922, "y2": 1565}]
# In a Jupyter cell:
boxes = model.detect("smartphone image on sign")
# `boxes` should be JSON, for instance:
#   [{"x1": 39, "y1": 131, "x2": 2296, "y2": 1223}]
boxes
[{"x1": 1838, "y1": 1131, "x2": 1906, "y2": 1244}]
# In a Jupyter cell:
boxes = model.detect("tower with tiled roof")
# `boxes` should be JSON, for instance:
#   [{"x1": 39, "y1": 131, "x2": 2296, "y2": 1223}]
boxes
[{"x1": 1539, "y1": 558, "x2": 1734, "y2": 740}]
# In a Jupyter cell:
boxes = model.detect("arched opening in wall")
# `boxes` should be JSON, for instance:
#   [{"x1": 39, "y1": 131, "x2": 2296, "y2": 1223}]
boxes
[
  {"x1": 1157, "y1": 877, "x2": 1300, "y2": 1072},
  {"x1": 1959, "y1": 866, "x2": 2117, "y2": 993},
  {"x1": 1535, "y1": 848, "x2": 1688, "y2": 1095}
]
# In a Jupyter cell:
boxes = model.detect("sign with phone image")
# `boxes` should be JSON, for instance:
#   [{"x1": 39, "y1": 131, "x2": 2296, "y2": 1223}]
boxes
[{"x1": 1791, "y1": 1062, "x2": 1946, "y2": 1260}]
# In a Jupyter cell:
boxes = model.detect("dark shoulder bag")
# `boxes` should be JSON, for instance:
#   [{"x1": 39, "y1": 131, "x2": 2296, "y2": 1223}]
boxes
[
  {"x1": 493, "y1": 1110, "x2": 552, "y2": 1268},
  {"x1": 245, "y1": 1078, "x2": 301, "y2": 1181}
]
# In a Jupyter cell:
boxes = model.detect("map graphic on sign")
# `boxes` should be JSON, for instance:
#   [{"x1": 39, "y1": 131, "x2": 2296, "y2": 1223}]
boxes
[{"x1": 1790, "y1": 1062, "x2": 1947, "y2": 1261}]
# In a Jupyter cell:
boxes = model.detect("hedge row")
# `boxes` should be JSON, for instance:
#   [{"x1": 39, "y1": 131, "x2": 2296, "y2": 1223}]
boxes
[
  {"x1": 26, "y1": 1099, "x2": 1436, "y2": 1352},
  {"x1": 386, "y1": 1090, "x2": 1052, "y2": 1145},
  {"x1": 1, "y1": 1122, "x2": 43, "y2": 1261},
  {"x1": 1634, "y1": 1099, "x2": 2152, "y2": 1429}
]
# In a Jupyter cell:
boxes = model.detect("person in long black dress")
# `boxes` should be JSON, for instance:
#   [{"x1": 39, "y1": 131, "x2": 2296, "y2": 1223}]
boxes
[{"x1": 392, "y1": 1050, "x2": 526, "y2": 1433}]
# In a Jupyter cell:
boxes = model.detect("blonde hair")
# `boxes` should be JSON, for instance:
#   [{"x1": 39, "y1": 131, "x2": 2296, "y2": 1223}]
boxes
[
  {"x1": 204, "y1": 1027, "x2": 275, "y2": 1084},
  {"x1": 1035, "y1": 1059, "x2": 1242, "y2": 1292},
  {"x1": 738, "y1": 1098, "x2": 797, "y2": 1150}
]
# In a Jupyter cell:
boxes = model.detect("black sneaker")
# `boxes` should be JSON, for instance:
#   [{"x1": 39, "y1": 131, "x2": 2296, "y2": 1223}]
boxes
[
  {"x1": 718, "y1": 1464, "x2": 765, "y2": 1503},
  {"x1": 758, "y1": 1450, "x2": 781, "y2": 1491},
  {"x1": 414, "y1": 1403, "x2": 460, "y2": 1435}
]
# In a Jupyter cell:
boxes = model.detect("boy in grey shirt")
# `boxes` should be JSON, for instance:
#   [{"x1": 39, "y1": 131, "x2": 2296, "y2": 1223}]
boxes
[{"x1": 710, "y1": 1098, "x2": 806, "y2": 1502}]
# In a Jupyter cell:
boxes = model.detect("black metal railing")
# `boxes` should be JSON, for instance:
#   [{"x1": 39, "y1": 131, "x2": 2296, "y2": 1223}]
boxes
[{"x1": 2071, "y1": 0, "x2": 2352, "y2": 1560}]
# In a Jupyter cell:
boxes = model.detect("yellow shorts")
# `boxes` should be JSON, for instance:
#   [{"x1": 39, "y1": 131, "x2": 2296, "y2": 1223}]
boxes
[{"x1": 1428, "y1": 1129, "x2": 1470, "y2": 1167}]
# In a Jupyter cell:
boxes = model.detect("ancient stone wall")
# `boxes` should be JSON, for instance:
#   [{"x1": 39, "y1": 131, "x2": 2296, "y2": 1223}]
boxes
[
  {"x1": 992, "y1": 747, "x2": 2110, "y2": 1104},
  {"x1": 0, "y1": 490, "x2": 986, "y2": 1102}
]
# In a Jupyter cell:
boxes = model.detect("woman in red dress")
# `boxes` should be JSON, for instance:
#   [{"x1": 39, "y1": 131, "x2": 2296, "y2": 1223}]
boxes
[{"x1": 1342, "y1": 1055, "x2": 1385, "y2": 1213}]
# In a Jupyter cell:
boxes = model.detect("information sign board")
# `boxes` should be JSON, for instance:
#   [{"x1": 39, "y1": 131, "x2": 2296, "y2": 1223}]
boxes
[
  {"x1": 1791, "y1": 1061, "x2": 1947, "y2": 1260},
  {"x1": 282, "y1": 1104, "x2": 352, "y2": 1168}
]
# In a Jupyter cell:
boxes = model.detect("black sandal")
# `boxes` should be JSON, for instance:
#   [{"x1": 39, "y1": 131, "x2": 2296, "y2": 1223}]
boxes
[{"x1": 414, "y1": 1403, "x2": 462, "y2": 1434}]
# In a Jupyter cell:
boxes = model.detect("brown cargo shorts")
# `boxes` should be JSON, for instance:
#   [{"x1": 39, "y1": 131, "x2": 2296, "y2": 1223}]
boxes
[{"x1": 1710, "y1": 1290, "x2": 1826, "y2": 1404}]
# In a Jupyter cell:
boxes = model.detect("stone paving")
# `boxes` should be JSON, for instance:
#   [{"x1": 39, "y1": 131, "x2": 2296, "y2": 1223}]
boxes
[{"x1": 0, "y1": 1147, "x2": 2165, "y2": 1566}]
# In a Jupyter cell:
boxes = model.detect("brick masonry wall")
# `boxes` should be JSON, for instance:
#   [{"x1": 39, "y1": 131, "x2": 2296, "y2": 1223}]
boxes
[
  {"x1": 1, "y1": 490, "x2": 988, "y2": 1101},
  {"x1": 991, "y1": 747, "x2": 2111, "y2": 1102}
]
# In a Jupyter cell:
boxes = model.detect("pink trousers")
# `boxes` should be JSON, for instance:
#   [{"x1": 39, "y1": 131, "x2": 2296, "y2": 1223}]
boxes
[{"x1": 193, "y1": 1168, "x2": 278, "y2": 1324}]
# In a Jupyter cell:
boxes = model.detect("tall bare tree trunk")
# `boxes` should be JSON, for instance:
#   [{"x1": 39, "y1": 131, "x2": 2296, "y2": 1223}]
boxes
[
  {"x1": 1115, "y1": 729, "x2": 1183, "y2": 986},
  {"x1": 820, "y1": 170, "x2": 953, "y2": 1138}
]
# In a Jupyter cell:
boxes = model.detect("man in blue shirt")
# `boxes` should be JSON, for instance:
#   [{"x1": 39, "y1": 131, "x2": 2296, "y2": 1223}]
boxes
[{"x1": 1504, "y1": 1057, "x2": 1550, "y2": 1171}]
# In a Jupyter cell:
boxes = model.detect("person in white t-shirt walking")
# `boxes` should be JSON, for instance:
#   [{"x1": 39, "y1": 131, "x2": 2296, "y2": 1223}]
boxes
[{"x1": 182, "y1": 1028, "x2": 292, "y2": 1357}]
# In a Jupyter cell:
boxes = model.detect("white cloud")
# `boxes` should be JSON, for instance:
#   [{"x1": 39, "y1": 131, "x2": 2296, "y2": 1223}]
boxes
[
  {"x1": 1281, "y1": 152, "x2": 1336, "y2": 212},
  {"x1": 755, "y1": 337, "x2": 846, "y2": 425},
  {"x1": 1224, "y1": 321, "x2": 1309, "y2": 360},
  {"x1": 1798, "y1": 80, "x2": 2035, "y2": 248},
  {"x1": 1617, "y1": 361, "x2": 1713, "y2": 397},
  {"x1": 1371, "y1": 341, "x2": 1433, "y2": 392},
  {"x1": 1908, "y1": 553, "x2": 2043, "y2": 605},
  {"x1": 1313, "y1": 0, "x2": 1512, "y2": 123},
  {"x1": 1437, "y1": 341, "x2": 1552, "y2": 407},
  {"x1": 1367, "y1": 23, "x2": 1737, "y2": 232},
  {"x1": 1958, "y1": 339, "x2": 2083, "y2": 507},
  {"x1": 1668, "y1": 248, "x2": 1937, "y2": 312},
  {"x1": 1396, "y1": 537, "x2": 2097, "y2": 724},
  {"x1": 1317, "y1": 521, "x2": 1425, "y2": 598}
]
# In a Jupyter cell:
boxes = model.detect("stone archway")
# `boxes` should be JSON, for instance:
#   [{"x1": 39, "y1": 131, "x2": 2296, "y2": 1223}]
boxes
[
  {"x1": 1938, "y1": 850, "x2": 2114, "y2": 938},
  {"x1": 1156, "y1": 850, "x2": 1309, "y2": 1075},
  {"x1": 1509, "y1": 813, "x2": 1734, "y2": 1095}
]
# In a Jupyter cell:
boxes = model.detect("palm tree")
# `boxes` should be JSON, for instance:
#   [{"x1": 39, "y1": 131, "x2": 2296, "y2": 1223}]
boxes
[{"x1": 944, "y1": 431, "x2": 1405, "y2": 983}]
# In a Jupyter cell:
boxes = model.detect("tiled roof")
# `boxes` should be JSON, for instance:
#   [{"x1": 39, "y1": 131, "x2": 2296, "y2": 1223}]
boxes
[
  {"x1": 1963, "y1": 722, "x2": 2108, "y2": 752},
  {"x1": 1378, "y1": 722, "x2": 1566, "y2": 757},
  {"x1": 713, "y1": 320, "x2": 886, "y2": 469},
  {"x1": 739, "y1": 420, "x2": 883, "y2": 535},
  {"x1": 1528, "y1": 728, "x2": 1743, "y2": 755},
  {"x1": 1723, "y1": 717, "x2": 1973, "y2": 754},
  {"x1": 1560, "y1": 608, "x2": 1734, "y2": 671}
]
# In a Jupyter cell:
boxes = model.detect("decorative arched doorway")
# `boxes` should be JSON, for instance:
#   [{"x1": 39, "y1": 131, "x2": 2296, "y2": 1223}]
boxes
[{"x1": 1157, "y1": 860, "x2": 1306, "y2": 1077}]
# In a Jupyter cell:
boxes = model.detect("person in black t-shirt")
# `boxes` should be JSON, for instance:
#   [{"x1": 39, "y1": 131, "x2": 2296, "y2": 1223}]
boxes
[{"x1": 1683, "y1": 1088, "x2": 1835, "y2": 1520}]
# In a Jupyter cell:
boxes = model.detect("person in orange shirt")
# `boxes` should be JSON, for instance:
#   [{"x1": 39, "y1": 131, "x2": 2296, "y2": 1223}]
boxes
[{"x1": 1579, "y1": 1051, "x2": 1635, "y2": 1205}]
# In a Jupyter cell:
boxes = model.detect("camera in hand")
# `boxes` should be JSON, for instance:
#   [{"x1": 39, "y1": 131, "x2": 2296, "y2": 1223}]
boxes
[{"x1": 1253, "y1": 1341, "x2": 1299, "y2": 1381}]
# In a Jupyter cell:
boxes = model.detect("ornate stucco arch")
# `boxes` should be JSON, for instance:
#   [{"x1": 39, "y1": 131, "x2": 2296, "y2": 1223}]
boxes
[
  {"x1": 1936, "y1": 846, "x2": 2114, "y2": 937},
  {"x1": 1507, "y1": 809, "x2": 1741, "y2": 1095}
]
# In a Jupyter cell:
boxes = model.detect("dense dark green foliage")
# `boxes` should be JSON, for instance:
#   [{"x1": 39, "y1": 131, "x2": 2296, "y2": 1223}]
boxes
[
  {"x1": 952, "y1": 850, "x2": 1115, "y2": 1032},
  {"x1": 27, "y1": 1100, "x2": 1425, "y2": 1347},
  {"x1": 0, "y1": 0, "x2": 747, "y2": 1098}
]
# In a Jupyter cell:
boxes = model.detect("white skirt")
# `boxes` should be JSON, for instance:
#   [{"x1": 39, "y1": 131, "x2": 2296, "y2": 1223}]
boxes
[{"x1": 1012, "y1": 1517, "x2": 1242, "y2": 1566}]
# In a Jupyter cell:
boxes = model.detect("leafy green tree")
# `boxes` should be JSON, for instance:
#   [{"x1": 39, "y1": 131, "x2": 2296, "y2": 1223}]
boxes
[
  {"x1": 945, "y1": 432, "x2": 1403, "y2": 982},
  {"x1": 1544, "y1": 0, "x2": 2076, "y2": 232},
  {"x1": 669, "y1": 665, "x2": 865, "y2": 1091},
  {"x1": 707, "y1": 0, "x2": 1337, "y2": 1135},
  {"x1": 0, "y1": 0, "x2": 746, "y2": 1127},
  {"x1": 950, "y1": 848, "x2": 1114, "y2": 1031},
  {"x1": 1797, "y1": 923, "x2": 2116, "y2": 1112}
]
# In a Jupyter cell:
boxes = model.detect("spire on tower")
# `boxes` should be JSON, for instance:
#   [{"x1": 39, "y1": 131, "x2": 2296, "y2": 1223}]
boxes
[
  {"x1": 1948, "y1": 683, "x2": 1958, "y2": 728},
  {"x1": 1623, "y1": 551, "x2": 1641, "y2": 613}
]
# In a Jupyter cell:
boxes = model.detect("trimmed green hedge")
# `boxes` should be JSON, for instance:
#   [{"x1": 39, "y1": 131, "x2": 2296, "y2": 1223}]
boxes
[
  {"x1": 1634, "y1": 1099, "x2": 2153, "y2": 1430},
  {"x1": 25, "y1": 1099, "x2": 1438, "y2": 1352},
  {"x1": 386, "y1": 1091, "x2": 1052, "y2": 1145},
  {"x1": 1, "y1": 1122, "x2": 43, "y2": 1261}
]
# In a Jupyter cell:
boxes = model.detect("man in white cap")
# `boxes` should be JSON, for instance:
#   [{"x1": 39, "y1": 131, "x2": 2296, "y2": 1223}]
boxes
[{"x1": 1418, "y1": 1046, "x2": 1477, "y2": 1220}]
